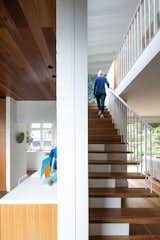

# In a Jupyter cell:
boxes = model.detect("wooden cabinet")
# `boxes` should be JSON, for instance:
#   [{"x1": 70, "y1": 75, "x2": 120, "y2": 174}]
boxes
[{"x1": 0, "y1": 204, "x2": 57, "y2": 240}]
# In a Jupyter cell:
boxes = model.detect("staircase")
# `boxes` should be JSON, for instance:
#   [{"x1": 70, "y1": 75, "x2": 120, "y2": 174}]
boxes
[{"x1": 88, "y1": 103, "x2": 160, "y2": 239}]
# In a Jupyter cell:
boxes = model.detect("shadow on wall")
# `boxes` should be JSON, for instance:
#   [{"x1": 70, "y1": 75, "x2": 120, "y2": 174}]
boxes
[{"x1": 88, "y1": 74, "x2": 96, "y2": 103}]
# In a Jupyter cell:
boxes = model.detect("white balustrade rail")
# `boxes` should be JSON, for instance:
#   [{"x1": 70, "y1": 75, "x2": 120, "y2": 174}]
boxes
[
  {"x1": 106, "y1": 89, "x2": 153, "y2": 191},
  {"x1": 117, "y1": 0, "x2": 160, "y2": 83}
]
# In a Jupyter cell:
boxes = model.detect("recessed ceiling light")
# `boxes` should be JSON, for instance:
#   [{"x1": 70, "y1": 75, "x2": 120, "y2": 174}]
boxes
[{"x1": 48, "y1": 65, "x2": 53, "y2": 69}]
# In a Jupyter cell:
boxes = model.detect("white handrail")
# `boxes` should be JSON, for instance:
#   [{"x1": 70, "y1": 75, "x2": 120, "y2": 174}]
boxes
[
  {"x1": 109, "y1": 88, "x2": 153, "y2": 131},
  {"x1": 117, "y1": 0, "x2": 160, "y2": 83},
  {"x1": 106, "y1": 88, "x2": 153, "y2": 192}
]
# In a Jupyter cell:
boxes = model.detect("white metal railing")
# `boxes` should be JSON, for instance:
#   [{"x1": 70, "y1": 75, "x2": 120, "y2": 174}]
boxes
[
  {"x1": 106, "y1": 89, "x2": 153, "y2": 192},
  {"x1": 117, "y1": 0, "x2": 160, "y2": 83}
]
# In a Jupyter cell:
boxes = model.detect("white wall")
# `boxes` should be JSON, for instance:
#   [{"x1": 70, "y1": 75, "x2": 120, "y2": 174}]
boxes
[
  {"x1": 127, "y1": 95, "x2": 160, "y2": 117},
  {"x1": 27, "y1": 152, "x2": 46, "y2": 171},
  {"x1": 17, "y1": 101, "x2": 57, "y2": 170},
  {"x1": 6, "y1": 99, "x2": 57, "y2": 190},
  {"x1": 119, "y1": 51, "x2": 160, "y2": 119},
  {"x1": 6, "y1": 97, "x2": 27, "y2": 191},
  {"x1": 17, "y1": 101, "x2": 56, "y2": 123},
  {"x1": 107, "y1": 61, "x2": 115, "y2": 89}
]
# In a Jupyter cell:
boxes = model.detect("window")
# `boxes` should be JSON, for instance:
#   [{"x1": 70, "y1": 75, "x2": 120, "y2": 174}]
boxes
[{"x1": 29, "y1": 123, "x2": 53, "y2": 151}]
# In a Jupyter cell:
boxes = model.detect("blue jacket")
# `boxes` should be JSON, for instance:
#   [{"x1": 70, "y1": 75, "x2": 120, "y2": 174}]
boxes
[{"x1": 94, "y1": 76, "x2": 110, "y2": 96}]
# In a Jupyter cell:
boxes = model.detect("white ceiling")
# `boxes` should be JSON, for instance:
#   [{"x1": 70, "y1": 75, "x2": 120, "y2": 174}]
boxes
[
  {"x1": 122, "y1": 52, "x2": 160, "y2": 117},
  {"x1": 88, "y1": 0, "x2": 139, "y2": 74}
]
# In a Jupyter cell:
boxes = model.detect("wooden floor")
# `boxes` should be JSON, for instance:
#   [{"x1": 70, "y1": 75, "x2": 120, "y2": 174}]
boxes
[
  {"x1": 0, "y1": 191, "x2": 7, "y2": 198},
  {"x1": 27, "y1": 170, "x2": 36, "y2": 176}
]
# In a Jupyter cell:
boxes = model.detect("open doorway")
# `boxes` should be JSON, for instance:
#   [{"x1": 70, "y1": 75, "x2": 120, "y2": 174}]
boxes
[
  {"x1": 0, "y1": 1, "x2": 57, "y2": 238},
  {"x1": 0, "y1": 0, "x2": 57, "y2": 204}
]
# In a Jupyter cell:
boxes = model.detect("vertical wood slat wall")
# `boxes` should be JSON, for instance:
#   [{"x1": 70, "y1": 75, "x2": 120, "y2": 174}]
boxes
[
  {"x1": 0, "y1": 204, "x2": 57, "y2": 240},
  {"x1": 0, "y1": 98, "x2": 6, "y2": 191}
]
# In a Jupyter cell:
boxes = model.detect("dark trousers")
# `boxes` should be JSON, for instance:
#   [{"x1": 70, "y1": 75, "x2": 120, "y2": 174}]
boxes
[{"x1": 95, "y1": 93, "x2": 106, "y2": 114}]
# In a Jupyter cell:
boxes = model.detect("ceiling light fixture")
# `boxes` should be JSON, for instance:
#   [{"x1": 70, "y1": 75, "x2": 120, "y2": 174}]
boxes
[{"x1": 48, "y1": 65, "x2": 53, "y2": 69}]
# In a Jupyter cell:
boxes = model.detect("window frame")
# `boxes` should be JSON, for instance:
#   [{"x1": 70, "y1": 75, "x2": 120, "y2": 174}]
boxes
[{"x1": 28, "y1": 123, "x2": 53, "y2": 152}]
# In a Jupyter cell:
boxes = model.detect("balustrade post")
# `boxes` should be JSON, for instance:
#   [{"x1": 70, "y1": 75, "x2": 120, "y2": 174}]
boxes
[
  {"x1": 150, "y1": 129, "x2": 153, "y2": 192},
  {"x1": 141, "y1": 121, "x2": 143, "y2": 173},
  {"x1": 144, "y1": 126, "x2": 147, "y2": 189},
  {"x1": 136, "y1": 119, "x2": 139, "y2": 173}
]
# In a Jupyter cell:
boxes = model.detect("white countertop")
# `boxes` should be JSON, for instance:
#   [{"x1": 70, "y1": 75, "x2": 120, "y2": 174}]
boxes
[{"x1": 0, "y1": 172, "x2": 57, "y2": 204}]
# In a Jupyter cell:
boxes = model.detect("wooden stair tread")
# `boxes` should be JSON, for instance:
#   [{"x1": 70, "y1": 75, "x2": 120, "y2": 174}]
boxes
[
  {"x1": 88, "y1": 113, "x2": 110, "y2": 117},
  {"x1": 88, "y1": 108, "x2": 108, "y2": 112},
  {"x1": 89, "y1": 124, "x2": 114, "y2": 128},
  {"x1": 88, "y1": 111, "x2": 109, "y2": 114},
  {"x1": 89, "y1": 172, "x2": 145, "y2": 179},
  {"x1": 89, "y1": 134, "x2": 120, "y2": 137},
  {"x1": 89, "y1": 132, "x2": 117, "y2": 136},
  {"x1": 89, "y1": 124, "x2": 115, "y2": 128},
  {"x1": 88, "y1": 105, "x2": 108, "y2": 108},
  {"x1": 89, "y1": 135, "x2": 121, "y2": 139},
  {"x1": 88, "y1": 118, "x2": 111, "y2": 121},
  {"x1": 88, "y1": 104, "x2": 100, "y2": 108},
  {"x1": 88, "y1": 129, "x2": 117, "y2": 132},
  {"x1": 89, "y1": 187, "x2": 158, "y2": 198},
  {"x1": 89, "y1": 160, "x2": 140, "y2": 165},
  {"x1": 89, "y1": 208, "x2": 160, "y2": 224},
  {"x1": 89, "y1": 150, "x2": 132, "y2": 154},
  {"x1": 89, "y1": 141, "x2": 126, "y2": 144},
  {"x1": 89, "y1": 235, "x2": 160, "y2": 240},
  {"x1": 88, "y1": 113, "x2": 109, "y2": 116},
  {"x1": 89, "y1": 128, "x2": 116, "y2": 130},
  {"x1": 89, "y1": 133, "x2": 121, "y2": 137},
  {"x1": 88, "y1": 134, "x2": 118, "y2": 136},
  {"x1": 88, "y1": 118, "x2": 112, "y2": 121}
]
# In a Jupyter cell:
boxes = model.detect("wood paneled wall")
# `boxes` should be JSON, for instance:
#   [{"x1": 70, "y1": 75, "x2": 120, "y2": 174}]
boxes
[
  {"x1": 0, "y1": 98, "x2": 6, "y2": 191},
  {"x1": 0, "y1": 204, "x2": 57, "y2": 240}
]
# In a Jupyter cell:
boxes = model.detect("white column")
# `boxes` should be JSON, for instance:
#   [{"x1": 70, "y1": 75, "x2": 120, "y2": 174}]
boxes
[
  {"x1": 6, "y1": 97, "x2": 11, "y2": 192},
  {"x1": 56, "y1": 0, "x2": 88, "y2": 240}
]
